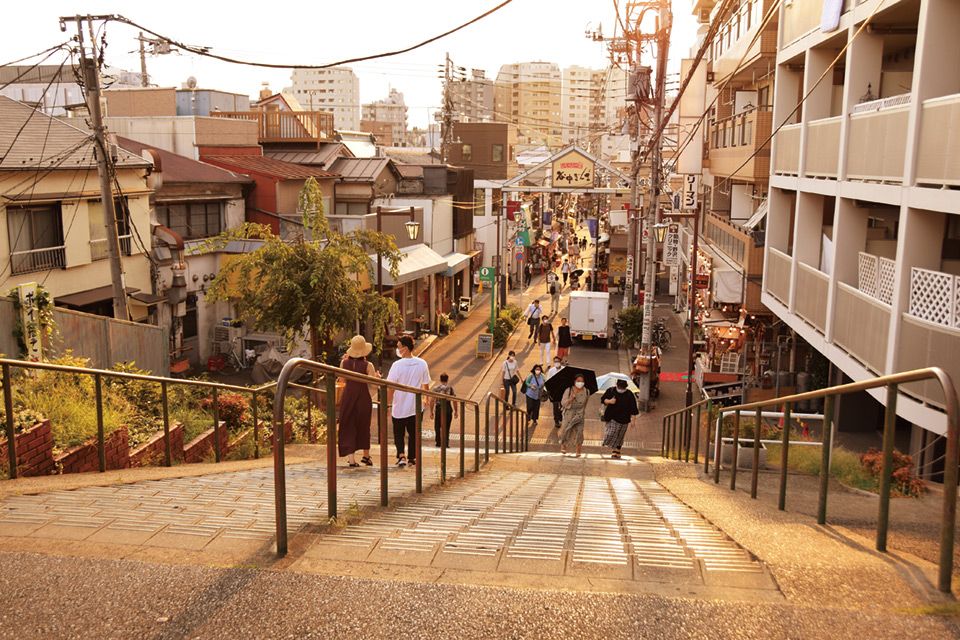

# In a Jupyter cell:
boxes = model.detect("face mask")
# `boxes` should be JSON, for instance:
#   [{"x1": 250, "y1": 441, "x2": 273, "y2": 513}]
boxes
[
  {"x1": 617, "y1": 388, "x2": 626, "y2": 394},
  {"x1": 534, "y1": 370, "x2": 542, "y2": 375},
  {"x1": 508, "y1": 356, "x2": 515, "y2": 362},
  {"x1": 575, "y1": 381, "x2": 585, "y2": 389}
]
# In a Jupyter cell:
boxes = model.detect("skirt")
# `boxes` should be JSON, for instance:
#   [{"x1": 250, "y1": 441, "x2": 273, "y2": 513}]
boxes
[
  {"x1": 602, "y1": 420, "x2": 629, "y2": 449},
  {"x1": 559, "y1": 412, "x2": 585, "y2": 448}
]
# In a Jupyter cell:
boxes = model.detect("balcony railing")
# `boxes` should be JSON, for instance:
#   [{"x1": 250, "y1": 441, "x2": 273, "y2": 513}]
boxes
[
  {"x1": 90, "y1": 235, "x2": 132, "y2": 262},
  {"x1": 909, "y1": 266, "x2": 960, "y2": 329},
  {"x1": 834, "y1": 282, "x2": 890, "y2": 374},
  {"x1": 899, "y1": 315, "x2": 960, "y2": 409},
  {"x1": 210, "y1": 110, "x2": 335, "y2": 146},
  {"x1": 766, "y1": 247, "x2": 791, "y2": 305},
  {"x1": 709, "y1": 106, "x2": 773, "y2": 179},
  {"x1": 804, "y1": 116, "x2": 842, "y2": 179},
  {"x1": 10, "y1": 245, "x2": 66, "y2": 275},
  {"x1": 795, "y1": 262, "x2": 829, "y2": 333},
  {"x1": 846, "y1": 103, "x2": 909, "y2": 182},
  {"x1": 774, "y1": 123, "x2": 801, "y2": 175},
  {"x1": 705, "y1": 213, "x2": 747, "y2": 266},
  {"x1": 916, "y1": 93, "x2": 960, "y2": 187},
  {"x1": 857, "y1": 251, "x2": 895, "y2": 305},
  {"x1": 851, "y1": 93, "x2": 912, "y2": 115}
]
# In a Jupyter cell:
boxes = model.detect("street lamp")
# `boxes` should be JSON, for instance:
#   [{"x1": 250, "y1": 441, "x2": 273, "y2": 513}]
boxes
[
  {"x1": 654, "y1": 222, "x2": 668, "y2": 244},
  {"x1": 375, "y1": 206, "x2": 419, "y2": 366}
]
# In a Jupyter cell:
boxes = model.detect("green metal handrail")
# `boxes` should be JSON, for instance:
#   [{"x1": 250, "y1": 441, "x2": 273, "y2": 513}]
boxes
[
  {"x1": 662, "y1": 366, "x2": 959, "y2": 594},
  {"x1": 271, "y1": 357, "x2": 528, "y2": 556},
  {"x1": 0, "y1": 357, "x2": 277, "y2": 478}
]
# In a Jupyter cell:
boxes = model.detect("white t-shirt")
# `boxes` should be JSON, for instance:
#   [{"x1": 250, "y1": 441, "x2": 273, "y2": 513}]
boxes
[
  {"x1": 546, "y1": 364, "x2": 563, "y2": 380},
  {"x1": 386, "y1": 356, "x2": 432, "y2": 419},
  {"x1": 502, "y1": 358, "x2": 518, "y2": 380}
]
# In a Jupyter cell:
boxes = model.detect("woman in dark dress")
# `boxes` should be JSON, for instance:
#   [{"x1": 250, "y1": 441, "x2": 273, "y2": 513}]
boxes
[
  {"x1": 557, "y1": 317, "x2": 572, "y2": 362},
  {"x1": 338, "y1": 335, "x2": 379, "y2": 467}
]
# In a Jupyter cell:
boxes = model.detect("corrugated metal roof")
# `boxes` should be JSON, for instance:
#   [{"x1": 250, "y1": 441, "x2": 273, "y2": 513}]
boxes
[
  {"x1": 117, "y1": 137, "x2": 252, "y2": 185},
  {"x1": 266, "y1": 143, "x2": 353, "y2": 168},
  {"x1": 202, "y1": 155, "x2": 340, "y2": 180},
  {"x1": 329, "y1": 157, "x2": 392, "y2": 181},
  {"x1": 0, "y1": 95, "x2": 150, "y2": 171}
]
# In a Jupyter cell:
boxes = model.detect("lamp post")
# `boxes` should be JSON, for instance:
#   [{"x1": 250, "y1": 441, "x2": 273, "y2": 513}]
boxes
[{"x1": 375, "y1": 206, "x2": 420, "y2": 367}]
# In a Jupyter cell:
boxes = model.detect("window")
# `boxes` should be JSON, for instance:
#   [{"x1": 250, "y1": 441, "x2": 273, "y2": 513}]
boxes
[
  {"x1": 88, "y1": 197, "x2": 132, "y2": 260},
  {"x1": 183, "y1": 293, "x2": 198, "y2": 340},
  {"x1": 7, "y1": 204, "x2": 65, "y2": 274},
  {"x1": 462, "y1": 144, "x2": 472, "y2": 161},
  {"x1": 156, "y1": 202, "x2": 222, "y2": 239},
  {"x1": 492, "y1": 144, "x2": 503, "y2": 162},
  {"x1": 334, "y1": 201, "x2": 369, "y2": 216},
  {"x1": 474, "y1": 188, "x2": 485, "y2": 216}
]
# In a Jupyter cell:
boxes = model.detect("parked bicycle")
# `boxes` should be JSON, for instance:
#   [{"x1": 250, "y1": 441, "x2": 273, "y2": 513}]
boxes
[
  {"x1": 652, "y1": 318, "x2": 672, "y2": 349},
  {"x1": 611, "y1": 319, "x2": 623, "y2": 349},
  {"x1": 208, "y1": 338, "x2": 244, "y2": 375}
]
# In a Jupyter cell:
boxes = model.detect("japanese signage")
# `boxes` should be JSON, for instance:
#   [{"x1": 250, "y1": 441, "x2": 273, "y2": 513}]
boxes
[
  {"x1": 479, "y1": 266, "x2": 496, "y2": 282},
  {"x1": 551, "y1": 149, "x2": 594, "y2": 188},
  {"x1": 18, "y1": 283, "x2": 40, "y2": 360},
  {"x1": 664, "y1": 223, "x2": 681, "y2": 268},
  {"x1": 609, "y1": 253, "x2": 627, "y2": 276},
  {"x1": 625, "y1": 254, "x2": 635, "y2": 283},
  {"x1": 682, "y1": 174, "x2": 699, "y2": 211}
]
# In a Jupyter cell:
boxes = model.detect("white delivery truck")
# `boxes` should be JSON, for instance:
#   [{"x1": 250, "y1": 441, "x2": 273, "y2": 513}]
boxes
[{"x1": 567, "y1": 291, "x2": 610, "y2": 343}]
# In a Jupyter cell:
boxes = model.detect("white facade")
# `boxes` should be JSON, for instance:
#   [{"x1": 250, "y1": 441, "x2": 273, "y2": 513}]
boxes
[
  {"x1": 362, "y1": 89, "x2": 409, "y2": 145},
  {"x1": 495, "y1": 62, "x2": 562, "y2": 148},
  {"x1": 285, "y1": 66, "x2": 361, "y2": 131},
  {"x1": 764, "y1": 0, "x2": 960, "y2": 459}
]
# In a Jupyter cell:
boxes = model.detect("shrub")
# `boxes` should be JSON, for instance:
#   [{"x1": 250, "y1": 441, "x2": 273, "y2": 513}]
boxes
[
  {"x1": 201, "y1": 392, "x2": 248, "y2": 433},
  {"x1": 859, "y1": 447, "x2": 926, "y2": 497},
  {"x1": 493, "y1": 304, "x2": 523, "y2": 348},
  {"x1": 0, "y1": 408, "x2": 46, "y2": 437},
  {"x1": 617, "y1": 305, "x2": 644, "y2": 347},
  {"x1": 284, "y1": 395, "x2": 326, "y2": 444},
  {"x1": 766, "y1": 443, "x2": 881, "y2": 493}
]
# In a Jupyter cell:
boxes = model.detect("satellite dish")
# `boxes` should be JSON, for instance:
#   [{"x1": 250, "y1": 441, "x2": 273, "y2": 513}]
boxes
[{"x1": 186, "y1": 76, "x2": 197, "y2": 89}]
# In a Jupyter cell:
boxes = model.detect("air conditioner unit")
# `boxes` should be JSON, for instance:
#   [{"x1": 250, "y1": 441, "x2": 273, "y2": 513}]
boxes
[{"x1": 213, "y1": 325, "x2": 243, "y2": 344}]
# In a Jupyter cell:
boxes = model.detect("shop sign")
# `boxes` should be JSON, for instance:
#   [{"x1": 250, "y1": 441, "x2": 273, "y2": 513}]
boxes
[
  {"x1": 695, "y1": 274, "x2": 710, "y2": 289},
  {"x1": 551, "y1": 149, "x2": 594, "y2": 188},
  {"x1": 664, "y1": 223, "x2": 680, "y2": 267}
]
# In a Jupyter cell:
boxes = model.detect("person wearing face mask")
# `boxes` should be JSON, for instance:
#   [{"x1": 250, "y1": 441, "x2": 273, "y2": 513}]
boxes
[
  {"x1": 386, "y1": 335, "x2": 432, "y2": 468},
  {"x1": 600, "y1": 379, "x2": 639, "y2": 459},
  {"x1": 559, "y1": 374, "x2": 589, "y2": 456},
  {"x1": 501, "y1": 351, "x2": 519, "y2": 404},
  {"x1": 522, "y1": 365, "x2": 546, "y2": 427},
  {"x1": 546, "y1": 357, "x2": 564, "y2": 427}
]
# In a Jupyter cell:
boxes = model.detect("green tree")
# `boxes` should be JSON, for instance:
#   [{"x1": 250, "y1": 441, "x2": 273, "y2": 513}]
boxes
[{"x1": 191, "y1": 177, "x2": 402, "y2": 361}]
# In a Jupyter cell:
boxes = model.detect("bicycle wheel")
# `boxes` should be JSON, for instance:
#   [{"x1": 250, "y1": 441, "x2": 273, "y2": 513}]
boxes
[{"x1": 658, "y1": 330, "x2": 672, "y2": 349}]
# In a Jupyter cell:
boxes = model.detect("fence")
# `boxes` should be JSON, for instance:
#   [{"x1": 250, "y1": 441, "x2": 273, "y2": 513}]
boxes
[{"x1": 662, "y1": 367, "x2": 959, "y2": 594}]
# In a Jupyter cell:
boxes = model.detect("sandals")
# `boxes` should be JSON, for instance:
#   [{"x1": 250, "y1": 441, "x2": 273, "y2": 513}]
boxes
[
  {"x1": 347, "y1": 462, "x2": 360, "y2": 468},
  {"x1": 397, "y1": 456, "x2": 407, "y2": 467},
  {"x1": 360, "y1": 456, "x2": 373, "y2": 466},
  {"x1": 611, "y1": 451, "x2": 622, "y2": 460}
]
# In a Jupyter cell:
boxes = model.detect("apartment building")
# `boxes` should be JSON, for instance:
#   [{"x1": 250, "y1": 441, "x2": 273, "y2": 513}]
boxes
[
  {"x1": 450, "y1": 69, "x2": 496, "y2": 123},
  {"x1": 494, "y1": 62, "x2": 562, "y2": 149},
  {"x1": 764, "y1": 0, "x2": 960, "y2": 474},
  {"x1": 361, "y1": 89, "x2": 408, "y2": 146},
  {"x1": 285, "y1": 67, "x2": 361, "y2": 131},
  {"x1": 561, "y1": 66, "x2": 605, "y2": 149}
]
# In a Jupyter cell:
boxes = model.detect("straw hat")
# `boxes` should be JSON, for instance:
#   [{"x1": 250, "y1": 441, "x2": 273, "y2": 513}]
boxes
[{"x1": 345, "y1": 335, "x2": 373, "y2": 358}]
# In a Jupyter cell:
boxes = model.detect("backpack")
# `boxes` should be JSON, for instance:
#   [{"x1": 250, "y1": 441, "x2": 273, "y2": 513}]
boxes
[{"x1": 549, "y1": 283, "x2": 557, "y2": 295}]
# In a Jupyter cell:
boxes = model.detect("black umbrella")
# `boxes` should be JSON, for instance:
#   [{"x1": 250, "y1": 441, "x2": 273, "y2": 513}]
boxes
[
  {"x1": 544, "y1": 366, "x2": 598, "y2": 400},
  {"x1": 571, "y1": 268, "x2": 585, "y2": 278}
]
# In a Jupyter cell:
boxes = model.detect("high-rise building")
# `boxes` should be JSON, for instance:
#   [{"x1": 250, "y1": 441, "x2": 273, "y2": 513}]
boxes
[
  {"x1": 494, "y1": 62, "x2": 562, "y2": 148},
  {"x1": 560, "y1": 65, "x2": 629, "y2": 157},
  {"x1": 285, "y1": 67, "x2": 360, "y2": 132},
  {"x1": 450, "y1": 69, "x2": 495, "y2": 123},
  {"x1": 362, "y1": 88, "x2": 408, "y2": 145}
]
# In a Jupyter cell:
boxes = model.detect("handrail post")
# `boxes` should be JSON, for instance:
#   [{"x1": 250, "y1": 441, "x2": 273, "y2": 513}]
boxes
[
  {"x1": 460, "y1": 400, "x2": 466, "y2": 478},
  {"x1": 494, "y1": 400, "x2": 499, "y2": 455},
  {"x1": 307, "y1": 392, "x2": 313, "y2": 443},
  {"x1": 2, "y1": 363, "x2": 16, "y2": 479},
  {"x1": 484, "y1": 395, "x2": 490, "y2": 462},
  {"x1": 509, "y1": 407, "x2": 514, "y2": 453},
  {"x1": 938, "y1": 369, "x2": 960, "y2": 593},
  {"x1": 379, "y1": 386, "x2": 388, "y2": 507},
  {"x1": 672, "y1": 414, "x2": 679, "y2": 459},
  {"x1": 704, "y1": 402, "x2": 713, "y2": 475},
  {"x1": 877, "y1": 384, "x2": 898, "y2": 551},
  {"x1": 212, "y1": 387, "x2": 221, "y2": 463},
  {"x1": 817, "y1": 395, "x2": 835, "y2": 525},
  {"x1": 661, "y1": 417, "x2": 666, "y2": 457},
  {"x1": 713, "y1": 408, "x2": 722, "y2": 484},
  {"x1": 251, "y1": 390, "x2": 259, "y2": 460},
  {"x1": 439, "y1": 397, "x2": 447, "y2": 486},
  {"x1": 161, "y1": 381, "x2": 172, "y2": 467},
  {"x1": 694, "y1": 403, "x2": 702, "y2": 465},
  {"x1": 684, "y1": 408, "x2": 692, "y2": 462},
  {"x1": 415, "y1": 393, "x2": 422, "y2": 493},
  {"x1": 779, "y1": 402, "x2": 791, "y2": 511},
  {"x1": 325, "y1": 373, "x2": 337, "y2": 519},
  {"x1": 95, "y1": 373, "x2": 105, "y2": 472},
  {"x1": 474, "y1": 404, "x2": 480, "y2": 472},
  {"x1": 751, "y1": 405, "x2": 762, "y2": 499},
  {"x1": 730, "y1": 409, "x2": 741, "y2": 490}
]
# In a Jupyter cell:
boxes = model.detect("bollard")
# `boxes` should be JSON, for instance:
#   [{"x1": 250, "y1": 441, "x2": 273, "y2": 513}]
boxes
[
  {"x1": 877, "y1": 384, "x2": 898, "y2": 551},
  {"x1": 325, "y1": 373, "x2": 337, "y2": 518},
  {"x1": 779, "y1": 402, "x2": 791, "y2": 511},
  {"x1": 730, "y1": 409, "x2": 741, "y2": 490},
  {"x1": 751, "y1": 405, "x2": 762, "y2": 499},
  {"x1": 817, "y1": 395, "x2": 835, "y2": 525}
]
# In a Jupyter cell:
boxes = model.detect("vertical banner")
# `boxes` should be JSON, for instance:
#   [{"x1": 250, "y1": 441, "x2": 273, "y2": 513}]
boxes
[
  {"x1": 18, "y1": 283, "x2": 40, "y2": 360},
  {"x1": 682, "y1": 174, "x2": 699, "y2": 211},
  {"x1": 664, "y1": 223, "x2": 681, "y2": 267}
]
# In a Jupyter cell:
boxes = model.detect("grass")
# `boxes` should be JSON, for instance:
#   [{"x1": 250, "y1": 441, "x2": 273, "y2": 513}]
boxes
[
  {"x1": 766, "y1": 442, "x2": 878, "y2": 492},
  {"x1": 898, "y1": 602, "x2": 960, "y2": 617}
]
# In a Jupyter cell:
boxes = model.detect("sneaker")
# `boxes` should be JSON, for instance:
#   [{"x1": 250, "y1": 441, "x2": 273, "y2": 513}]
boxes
[
  {"x1": 397, "y1": 457, "x2": 407, "y2": 467},
  {"x1": 408, "y1": 459, "x2": 417, "y2": 467}
]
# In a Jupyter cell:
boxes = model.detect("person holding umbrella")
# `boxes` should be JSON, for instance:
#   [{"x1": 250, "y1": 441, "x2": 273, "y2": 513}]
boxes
[
  {"x1": 559, "y1": 374, "x2": 590, "y2": 456},
  {"x1": 600, "y1": 379, "x2": 639, "y2": 459}
]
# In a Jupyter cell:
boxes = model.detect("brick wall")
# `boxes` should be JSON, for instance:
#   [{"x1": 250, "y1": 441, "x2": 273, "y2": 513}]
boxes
[
  {"x1": 183, "y1": 423, "x2": 230, "y2": 464},
  {"x1": 129, "y1": 423, "x2": 184, "y2": 467},
  {"x1": 0, "y1": 419, "x2": 54, "y2": 477},
  {"x1": 56, "y1": 427, "x2": 130, "y2": 474}
]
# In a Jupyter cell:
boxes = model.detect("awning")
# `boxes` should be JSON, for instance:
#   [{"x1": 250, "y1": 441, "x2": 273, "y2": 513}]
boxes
[
  {"x1": 598, "y1": 233, "x2": 610, "y2": 244},
  {"x1": 55, "y1": 285, "x2": 140, "y2": 308},
  {"x1": 443, "y1": 252, "x2": 471, "y2": 277},
  {"x1": 713, "y1": 268, "x2": 743, "y2": 303},
  {"x1": 370, "y1": 244, "x2": 447, "y2": 286},
  {"x1": 130, "y1": 292, "x2": 167, "y2": 305}
]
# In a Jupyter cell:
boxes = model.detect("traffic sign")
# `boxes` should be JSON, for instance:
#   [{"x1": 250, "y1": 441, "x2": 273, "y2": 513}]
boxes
[
  {"x1": 515, "y1": 236, "x2": 526, "y2": 247},
  {"x1": 515, "y1": 252, "x2": 524, "y2": 261},
  {"x1": 479, "y1": 266, "x2": 496, "y2": 282},
  {"x1": 506, "y1": 240, "x2": 513, "y2": 249}
]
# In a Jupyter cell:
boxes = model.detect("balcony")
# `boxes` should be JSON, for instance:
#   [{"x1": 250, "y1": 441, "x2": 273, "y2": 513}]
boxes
[
  {"x1": 857, "y1": 251, "x2": 895, "y2": 306},
  {"x1": 709, "y1": 106, "x2": 772, "y2": 180},
  {"x1": 899, "y1": 314, "x2": 960, "y2": 409},
  {"x1": 211, "y1": 110, "x2": 335, "y2": 147},
  {"x1": 10, "y1": 245, "x2": 66, "y2": 275},
  {"x1": 774, "y1": 123, "x2": 801, "y2": 176},
  {"x1": 804, "y1": 116, "x2": 842, "y2": 179},
  {"x1": 794, "y1": 263, "x2": 829, "y2": 333},
  {"x1": 846, "y1": 101, "x2": 909, "y2": 183},
  {"x1": 711, "y1": 0, "x2": 778, "y2": 85},
  {"x1": 834, "y1": 282, "x2": 890, "y2": 374},
  {"x1": 90, "y1": 235, "x2": 132, "y2": 262},
  {"x1": 916, "y1": 93, "x2": 960, "y2": 187},
  {"x1": 766, "y1": 247, "x2": 791, "y2": 305}
]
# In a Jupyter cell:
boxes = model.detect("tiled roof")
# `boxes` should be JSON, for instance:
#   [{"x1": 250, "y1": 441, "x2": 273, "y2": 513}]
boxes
[
  {"x1": 0, "y1": 95, "x2": 150, "y2": 171},
  {"x1": 202, "y1": 155, "x2": 340, "y2": 179},
  {"x1": 116, "y1": 137, "x2": 252, "y2": 185}
]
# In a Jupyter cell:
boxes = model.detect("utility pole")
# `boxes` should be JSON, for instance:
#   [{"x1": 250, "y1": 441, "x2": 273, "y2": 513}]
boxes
[
  {"x1": 138, "y1": 33, "x2": 148, "y2": 87},
  {"x1": 62, "y1": 15, "x2": 128, "y2": 321}
]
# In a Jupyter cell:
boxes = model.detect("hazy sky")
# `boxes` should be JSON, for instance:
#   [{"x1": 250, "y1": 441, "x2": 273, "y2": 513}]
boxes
[{"x1": 3, "y1": 1, "x2": 698, "y2": 128}]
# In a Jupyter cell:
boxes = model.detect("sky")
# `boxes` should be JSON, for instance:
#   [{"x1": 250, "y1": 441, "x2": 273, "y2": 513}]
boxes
[{"x1": 2, "y1": 1, "x2": 699, "y2": 129}]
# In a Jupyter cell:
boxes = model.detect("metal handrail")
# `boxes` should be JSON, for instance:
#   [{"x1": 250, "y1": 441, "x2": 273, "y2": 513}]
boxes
[
  {"x1": 0, "y1": 357, "x2": 279, "y2": 478},
  {"x1": 271, "y1": 357, "x2": 528, "y2": 556},
  {"x1": 662, "y1": 366, "x2": 959, "y2": 594}
]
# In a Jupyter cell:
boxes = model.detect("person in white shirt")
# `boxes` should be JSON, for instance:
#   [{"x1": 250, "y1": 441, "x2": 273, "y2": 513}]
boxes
[
  {"x1": 386, "y1": 335, "x2": 432, "y2": 467},
  {"x1": 523, "y1": 300, "x2": 543, "y2": 341},
  {"x1": 501, "y1": 350, "x2": 519, "y2": 404}
]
